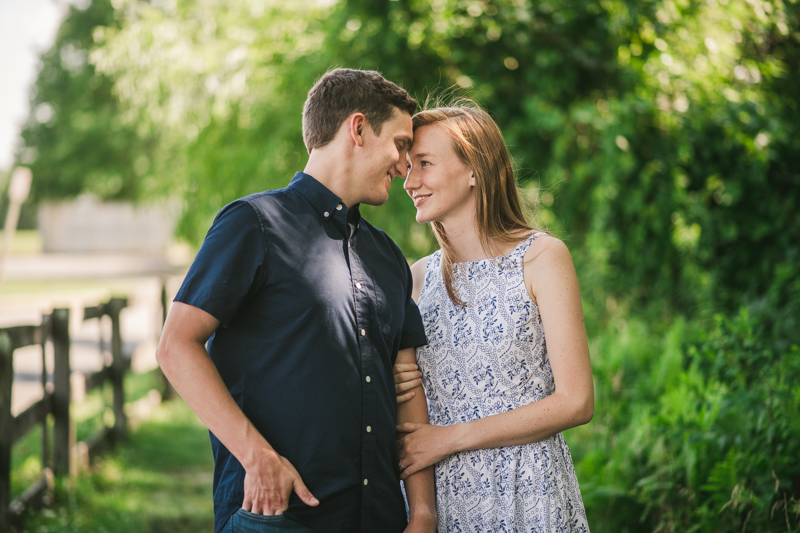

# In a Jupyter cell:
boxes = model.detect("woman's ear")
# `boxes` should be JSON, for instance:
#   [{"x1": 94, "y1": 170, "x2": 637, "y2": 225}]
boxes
[{"x1": 468, "y1": 169, "x2": 477, "y2": 187}]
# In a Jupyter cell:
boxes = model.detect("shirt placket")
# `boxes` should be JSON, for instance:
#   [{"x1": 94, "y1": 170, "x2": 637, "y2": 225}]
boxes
[{"x1": 348, "y1": 231, "x2": 378, "y2": 528}]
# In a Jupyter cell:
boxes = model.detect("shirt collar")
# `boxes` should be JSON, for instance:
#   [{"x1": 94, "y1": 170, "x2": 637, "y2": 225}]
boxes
[{"x1": 289, "y1": 171, "x2": 362, "y2": 235}]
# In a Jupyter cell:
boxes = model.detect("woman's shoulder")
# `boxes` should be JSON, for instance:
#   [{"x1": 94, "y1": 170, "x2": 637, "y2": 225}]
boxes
[
  {"x1": 522, "y1": 234, "x2": 577, "y2": 300},
  {"x1": 411, "y1": 255, "x2": 432, "y2": 279},
  {"x1": 523, "y1": 233, "x2": 570, "y2": 264}
]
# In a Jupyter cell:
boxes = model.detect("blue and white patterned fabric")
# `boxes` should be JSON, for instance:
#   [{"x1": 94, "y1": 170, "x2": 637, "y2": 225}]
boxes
[{"x1": 416, "y1": 233, "x2": 590, "y2": 532}]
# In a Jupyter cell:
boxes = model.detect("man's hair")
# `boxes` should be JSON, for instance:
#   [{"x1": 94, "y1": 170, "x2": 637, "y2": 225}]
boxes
[{"x1": 302, "y1": 68, "x2": 418, "y2": 152}]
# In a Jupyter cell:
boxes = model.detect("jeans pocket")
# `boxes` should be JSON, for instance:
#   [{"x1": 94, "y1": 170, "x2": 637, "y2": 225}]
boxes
[{"x1": 231, "y1": 509, "x2": 285, "y2": 532}]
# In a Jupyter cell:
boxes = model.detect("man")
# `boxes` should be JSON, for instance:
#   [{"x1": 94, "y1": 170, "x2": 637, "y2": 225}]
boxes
[{"x1": 156, "y1": 69, "x2": 435, "y2": 532}]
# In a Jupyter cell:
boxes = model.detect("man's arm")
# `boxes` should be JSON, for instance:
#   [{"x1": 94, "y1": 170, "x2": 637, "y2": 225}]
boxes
[
  {"x1": 395, "y1": 347, "x2": 436, "y2": 532},
  {"x1": 156, "y1": 302, "x2": 318, "y2": 515}
]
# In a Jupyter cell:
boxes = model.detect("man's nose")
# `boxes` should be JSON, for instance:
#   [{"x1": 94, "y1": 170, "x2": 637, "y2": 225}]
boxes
[{"x1": 393, "y1": 154, "x2": 408, "y2": 178}]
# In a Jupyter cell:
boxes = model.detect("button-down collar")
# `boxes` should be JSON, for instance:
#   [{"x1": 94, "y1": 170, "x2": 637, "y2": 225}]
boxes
[{"x1": 288, "y1": 171, "x2": 362, "y2": 239}]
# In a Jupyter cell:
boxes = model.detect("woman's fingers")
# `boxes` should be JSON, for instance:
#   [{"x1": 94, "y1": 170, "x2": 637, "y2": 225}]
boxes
[
  {"x1": 396, "y1": 390, "x2": 416, "y2": 404},
  {"x1": 397, "y1": 422, "x2": 425, "y2": 434},
  {"x1": 395, "y1": 377, "x2": 422, "y2": 394},
  {"x1": 393, "y1": 363, "x2": 418, "y2": 374},
  {"x1": 399, "y1": 461, "x2": 423, "y2": 480},
  {"x1": 394, "y1": 369, "x2": 423, "y2": 384}
]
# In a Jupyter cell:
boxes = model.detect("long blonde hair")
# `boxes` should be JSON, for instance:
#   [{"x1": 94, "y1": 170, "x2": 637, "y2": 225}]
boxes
[{"x1": 412, "y1": 102, "x2": 544, "y2": 306}]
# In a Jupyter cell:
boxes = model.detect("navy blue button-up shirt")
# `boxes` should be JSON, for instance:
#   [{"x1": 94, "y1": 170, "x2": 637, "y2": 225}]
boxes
[{"x1": 175, "y1": 172, "x2": 427, "y2": 533}]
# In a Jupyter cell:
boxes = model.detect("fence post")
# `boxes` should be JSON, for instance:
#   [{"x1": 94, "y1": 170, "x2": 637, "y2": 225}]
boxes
[
  {"x1": 52, "y1": 308, "x2": 71, "y2": 477},
  {"x1": 160, "y1": 279, "x2": 173, "y2": 401},
  {"x1": 108, "y1": 299, "x2": 127, "y2": 443},
  {"x1": 40, "y1": 316, "x2": 50, "y2": 472},
  {"x1": 0, "y1": 332, "x2": 13, "y2": 532}
]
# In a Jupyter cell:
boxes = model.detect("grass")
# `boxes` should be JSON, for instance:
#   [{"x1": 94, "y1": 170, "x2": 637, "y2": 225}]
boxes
[
  {"x1": 12, "y1": 370, "x2": 215, "y2": 533},
  {"x1": 0, "y1": 230, "x2": 43, "y2": 255}
]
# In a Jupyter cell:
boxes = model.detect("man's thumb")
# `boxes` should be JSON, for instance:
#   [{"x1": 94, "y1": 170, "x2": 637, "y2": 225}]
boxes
[{"x1": 293, "y1": 477, "x2": 319, "y2": 507}]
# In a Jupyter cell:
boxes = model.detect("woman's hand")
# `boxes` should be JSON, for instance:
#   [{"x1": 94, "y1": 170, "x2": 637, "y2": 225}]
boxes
[
  {"x1": 394, "y1": 363, "x2": 423, "y2": 404},
  {"x1": 397, "y1": 422, "x2": 454, "y2": 479}
]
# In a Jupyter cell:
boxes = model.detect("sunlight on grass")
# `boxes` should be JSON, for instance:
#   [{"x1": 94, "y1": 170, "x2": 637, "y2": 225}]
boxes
[
  {"x1": 0, "y1": 229, "x2": 42, "y2": 254},
  {"x1": 14, "y1": 371, "x2": 215, "y2": 532}
]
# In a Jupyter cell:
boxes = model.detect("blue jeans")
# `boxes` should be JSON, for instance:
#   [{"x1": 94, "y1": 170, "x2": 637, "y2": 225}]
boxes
[{"x1": 222, "y1": 509, "x2": 317, "y2": 532}]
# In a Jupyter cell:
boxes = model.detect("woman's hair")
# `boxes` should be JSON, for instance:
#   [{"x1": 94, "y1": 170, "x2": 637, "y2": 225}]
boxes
[{"x1": 412, "y1": 101, "x2": 544, "y2": 306}]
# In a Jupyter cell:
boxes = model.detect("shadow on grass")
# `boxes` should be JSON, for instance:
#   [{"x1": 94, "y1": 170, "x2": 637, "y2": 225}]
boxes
[{"x1": 21, "y1": 396, "x2": 215, "y2": 533}]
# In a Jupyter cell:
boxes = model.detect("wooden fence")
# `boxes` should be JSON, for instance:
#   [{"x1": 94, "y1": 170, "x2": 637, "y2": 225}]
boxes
[{"x1": 0, "y1": 297, "x2": 130, "y2": 531}]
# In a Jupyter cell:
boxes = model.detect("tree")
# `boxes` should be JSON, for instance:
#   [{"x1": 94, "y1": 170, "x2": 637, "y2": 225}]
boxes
[{"x1": 18, "y1": 0, "x2": 157, "y2": 202}]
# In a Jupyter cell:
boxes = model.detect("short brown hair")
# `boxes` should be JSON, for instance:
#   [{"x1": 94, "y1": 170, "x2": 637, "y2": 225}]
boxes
[{"x1": 302, "y1": 68, "x2": 417, "y2": 152}]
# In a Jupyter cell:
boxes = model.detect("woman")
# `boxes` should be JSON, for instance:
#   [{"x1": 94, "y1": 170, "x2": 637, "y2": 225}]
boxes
[{"x1": 395, "y1": 103, "x2": 593, "y2": 532}]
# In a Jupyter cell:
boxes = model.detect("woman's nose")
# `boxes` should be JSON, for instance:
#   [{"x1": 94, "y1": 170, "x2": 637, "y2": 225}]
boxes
[{"x1": 403, "y1": 164, "x2": 418, "y2": 191}]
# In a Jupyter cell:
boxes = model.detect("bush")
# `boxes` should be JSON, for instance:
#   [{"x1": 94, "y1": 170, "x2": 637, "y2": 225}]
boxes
[{"x1": 572, "y1": 310, "x2": 800, "y2": 532}]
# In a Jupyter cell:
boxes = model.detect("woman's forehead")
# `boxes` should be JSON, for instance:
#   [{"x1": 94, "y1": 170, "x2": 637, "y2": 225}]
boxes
[{"x1": 410, "y1": 124, "x2": 451, "y2": 153}]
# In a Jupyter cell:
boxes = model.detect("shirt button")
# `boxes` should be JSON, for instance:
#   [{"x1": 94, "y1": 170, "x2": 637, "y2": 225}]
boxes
[
  {"x1": 366, "y1": 426, "x2": 372, "y2": 433},
  {"x1": 360, "y1": 328, "x2": 366, "y2": 336},
  {"x1": 363, "y1": 479, "x2": 368, "y2": 486},
  {"x1": 356, "y1": 282, "x2": 362, "y2": 289},
  {"x1": 348, "y1": 242, "x2": 351, "y2": 248},
  {"x1": 365, "y1": 376, "x2": 371, "y2": 383},
  {"x1": 323, "y1": 211, "x2": 329, "y2": 217},
  {"x1": 336, "y1": 204, "x2": 343, "y2": 210}
]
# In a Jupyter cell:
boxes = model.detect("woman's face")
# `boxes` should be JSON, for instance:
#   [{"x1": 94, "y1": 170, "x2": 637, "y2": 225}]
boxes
[{"x1": 403, "y1": 124, "x2": 476, "y2": 225}]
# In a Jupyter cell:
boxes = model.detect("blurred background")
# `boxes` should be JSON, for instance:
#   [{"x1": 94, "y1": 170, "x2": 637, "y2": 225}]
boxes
[{"x1": 1, "y1": 0, "x2": 798, "y2": 531}]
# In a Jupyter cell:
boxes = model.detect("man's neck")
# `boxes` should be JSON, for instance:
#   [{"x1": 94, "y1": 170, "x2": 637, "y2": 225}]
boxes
[{"x1": 303, "y1": 145, "x2": 357, "y2": 208}]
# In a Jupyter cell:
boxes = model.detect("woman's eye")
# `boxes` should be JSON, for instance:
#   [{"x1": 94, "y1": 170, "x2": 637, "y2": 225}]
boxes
[{"x1": 420, "y1": 161, "x2": 430, "y2": 167}]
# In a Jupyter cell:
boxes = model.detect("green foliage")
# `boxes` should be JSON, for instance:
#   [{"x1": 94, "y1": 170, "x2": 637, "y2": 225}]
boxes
[
  {"x1": 19, "y1": 0, "x2": 157, "y2": 202},
  {"x1": 571, "y1": 310, "x2": 800, "y2": 532},
  {"x1": 84, "y1": 0, "x2": 800, "y2": 335},
  {"x1": 16, "y1": 2, "x2": 800, "y2": 529},
  {"x1": 16, "y1": 376, "x2": 214, "y2": 532}
]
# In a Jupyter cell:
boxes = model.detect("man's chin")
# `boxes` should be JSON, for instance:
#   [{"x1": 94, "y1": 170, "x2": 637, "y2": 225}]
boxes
[{"x1": 361, "y1": 192, "x2": 390, "y2": 207}]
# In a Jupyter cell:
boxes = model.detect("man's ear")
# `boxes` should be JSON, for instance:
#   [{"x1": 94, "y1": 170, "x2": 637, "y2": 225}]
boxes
[{"x1": 349, "y1": 113, "x2": 367, "y2": 147}]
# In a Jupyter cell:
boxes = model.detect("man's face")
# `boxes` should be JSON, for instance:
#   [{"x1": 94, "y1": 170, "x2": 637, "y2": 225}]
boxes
[{"x1": 354, "y1": 108, "x2": 413, "y2": 206}]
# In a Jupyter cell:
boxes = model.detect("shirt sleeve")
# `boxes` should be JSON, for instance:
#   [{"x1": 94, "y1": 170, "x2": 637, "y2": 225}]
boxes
[
  {"x1": 398, "y1": 259, "x2": 428, "y2": 350},
  {"x1": 174, "y1": 200, "x2": 266, "y2": 326}
]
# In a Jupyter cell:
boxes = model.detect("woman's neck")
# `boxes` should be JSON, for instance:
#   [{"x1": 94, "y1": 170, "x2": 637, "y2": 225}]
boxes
[
  {"x1": 440, "y1": 213, "x2": 528, "y2": 263},
  {"x1": 440, "y1": 218, "x2": 491, "y2": 263}
]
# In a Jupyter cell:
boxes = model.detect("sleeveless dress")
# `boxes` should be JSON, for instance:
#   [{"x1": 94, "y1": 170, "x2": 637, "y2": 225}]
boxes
[{"x1": 415, "y1": 234, "x2": 590, "y2": 533}]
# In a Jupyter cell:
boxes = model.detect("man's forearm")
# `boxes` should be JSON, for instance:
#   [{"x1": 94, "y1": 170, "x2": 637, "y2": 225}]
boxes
[
  {"x1": 398, "y1": 390, "x2": 436, "y2": 524},
  {"x1": 157, "y1": 330, "x2": 273, "y2": 468},
  {"x1": 395, "y1": 348, "x2": 436, "y2": 525}
]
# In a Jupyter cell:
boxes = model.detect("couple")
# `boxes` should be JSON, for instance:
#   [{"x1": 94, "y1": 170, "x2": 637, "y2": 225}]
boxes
[{"x1": 157, "y1": 68, "x2": 593, "y2": 533}]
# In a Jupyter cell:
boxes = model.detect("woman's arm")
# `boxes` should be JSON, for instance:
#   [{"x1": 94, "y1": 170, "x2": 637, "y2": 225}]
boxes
[{"x1": 398, "y1": 237, "x2": 593, "y2": 479}]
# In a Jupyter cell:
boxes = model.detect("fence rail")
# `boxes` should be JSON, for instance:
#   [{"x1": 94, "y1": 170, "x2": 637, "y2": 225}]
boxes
[{"x1": 0, "y1": 297, "x2": 130, "y2": 531}]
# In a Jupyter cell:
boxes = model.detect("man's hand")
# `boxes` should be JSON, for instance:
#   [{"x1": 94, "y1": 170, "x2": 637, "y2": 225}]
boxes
[
  {"x1": 394, "y1": 362, "x2": 423, "y2": 404},
  {"x1": 396, "y1": 422, "x2": 453, "y2": 480},
  {"x1": 241, "y1": 450, "x2": 319, "y2": 515}
]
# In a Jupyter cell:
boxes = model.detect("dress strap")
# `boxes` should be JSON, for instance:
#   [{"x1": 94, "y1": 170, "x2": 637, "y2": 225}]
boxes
[
  {"x1": 419, "y1": 250, "x2": 442, "y2": 303},
  {"x1": 508, "y1": 232, "x2": 546, "y2": 263}
]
